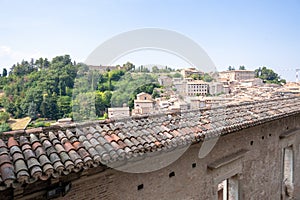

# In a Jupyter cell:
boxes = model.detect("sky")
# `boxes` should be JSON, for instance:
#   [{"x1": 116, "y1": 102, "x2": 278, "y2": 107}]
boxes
[{"x1": 0, "y1": 0, "x2": 299, "y2": 81}]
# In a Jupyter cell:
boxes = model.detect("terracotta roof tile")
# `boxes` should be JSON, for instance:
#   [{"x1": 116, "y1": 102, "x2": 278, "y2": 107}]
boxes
[
  {"x1": 0, "y1": 154, "x2": 11, "y2": 167},
  {"x1": 1, "y1": 163, "x2": 15, "y2": 186},
  {"x1": 7, "y1": 137, "x2": 18, "y2": 148},
  {"x1": 0, "y1": 139, "x2": 6, "y2": 148}
]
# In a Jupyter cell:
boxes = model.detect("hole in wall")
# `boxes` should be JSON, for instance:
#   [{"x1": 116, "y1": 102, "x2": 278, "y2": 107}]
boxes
[
  {"x1": 192, "y1": 163, "x2": 196, "y2": 168},
  {"x1": 169, "y1": 172, "x2": 175, "y2": 178},
  {"x1": 250, "y1": 141, "x2": 254, "y2": 146},
  {"x1": 137, "y1": 184, "x2": 144, "y2": 190},
  {"x1": 262, "y1": 136, "x2": 264, "y2": 140}
]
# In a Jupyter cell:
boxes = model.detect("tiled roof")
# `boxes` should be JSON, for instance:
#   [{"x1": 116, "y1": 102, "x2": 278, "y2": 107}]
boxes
[{"x1": 0, "y1": 97, "x2": 300, "y2": 190}]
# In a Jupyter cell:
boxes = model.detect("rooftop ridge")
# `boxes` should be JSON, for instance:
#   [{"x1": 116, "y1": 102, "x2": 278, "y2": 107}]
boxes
[{"x1": 2, "y1": 96, "x2": 299, "y2": 140}]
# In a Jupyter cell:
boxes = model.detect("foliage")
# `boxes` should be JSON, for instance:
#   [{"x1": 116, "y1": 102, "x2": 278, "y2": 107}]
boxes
[
  {"x1": 0, "y1": 56, "x2": 163, "y2": 122},
  {"x1": 202, "y1": 73, "x2": 213, "y2": 82},
  {"x1": 151, "y1": 66, "x2": 175, "y2": 73},
  {"x1": 30, "y1": 121, "x2": 51, "y2": 128},
  {"x1": 0, "y1": 123, "x2": 11, "y2": 133},
  {"x1": 2, "y1": 68, "x2": 7, "y2": 77},
  {"x1": 1, "y1": 55, "x2": 79, "y2": 120},
  {"x1": 172, "y1": 72, "x2": 182, "y2": 78},
  {"x1": 228, "y1": 66, "x2": 235, "y2": 71},
  {"x1": 189, "y1": 73, "x2": 213, "y2": 82},
  {"x1": 255, "y1": 66, "x2": 286, "y2": 84},
  {"x1": 110, "y1": 73, "x2": 159, "y2": 109},
  {"x1": 0, "y1": 112, "x2": 10, "y2": 123},
  {"x1": 239, "y1": 66, "x2": 246, "y2": 70}
]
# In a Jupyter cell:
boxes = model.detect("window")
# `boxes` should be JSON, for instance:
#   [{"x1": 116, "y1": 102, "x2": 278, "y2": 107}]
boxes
[
  {"x1": 283, "y1": 146, "x2": 294, "y2": 197},
  {"x1": 217, "y1": 175, "x2": 239, "y2": 200}
]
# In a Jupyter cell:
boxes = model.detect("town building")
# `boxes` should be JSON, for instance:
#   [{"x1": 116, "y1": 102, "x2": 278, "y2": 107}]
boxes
[
  {"x1": 173, "y1": 79, "x2": 187, "y2": 96},
  {"x1": 209, "y1": 82, "x2": 228, "y2": 95},
  {"x1": 219, "y1": 70, "x2": 255, "y2": 82},
  {"x1": 181, "y1": 68, "x2": 203, "y2": 78},
  {"x1": 158, "y1": 76, "x2": 173, "y2": 87},
  {"x1": 107, "y1": 107, "x2": 130, "y2": 119},
  {"x1": 0, "y1": 97, "x2": 299, "y2": 199},
  {"x1": 186, "y1": 80, "x2": 209, "y2": 96},
  {"x1": 132, "y1": 92, "x2": 154, "y2": 115}
]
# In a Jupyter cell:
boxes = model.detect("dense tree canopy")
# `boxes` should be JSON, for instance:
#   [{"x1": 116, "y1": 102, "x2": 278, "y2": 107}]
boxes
[
  {"x1": 0, "y1": 56, "x2": 163, "y2": 123},
  {"x1": 0, "y1": 55, "x2": 79, "y2": 120},
  {"x1": 255, "y1": 66, "x2": 286, "y2": 84}
]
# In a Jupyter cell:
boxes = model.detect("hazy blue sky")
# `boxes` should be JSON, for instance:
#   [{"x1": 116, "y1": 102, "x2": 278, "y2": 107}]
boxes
[{"x1": 0, "y1": 0, "x2": 299, "y2": 80}]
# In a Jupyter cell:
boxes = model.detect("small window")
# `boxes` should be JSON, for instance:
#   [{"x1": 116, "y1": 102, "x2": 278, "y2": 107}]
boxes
[
  {"x1": 283, "y1": 146, "x2": 294, "y2": 197},
  {"x1": 137, "y1": 184, "x2": 144, "y2": 190},
  {"x1": 169, "y1": 172, "x2": 175, "y2": 178}
]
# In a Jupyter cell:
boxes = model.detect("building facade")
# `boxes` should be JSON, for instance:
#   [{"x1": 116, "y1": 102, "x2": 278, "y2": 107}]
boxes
[
  {"x1": 219, "y1": 70, "x2": 255, "y2": 82},
  {"x1": 132, "y1": 92, "x2": 154, "y2": 115},
  {"x1": 181, "y1": 68, "x2": 204, "y2": 78},
  {"x1": 107, "y1": 107, "x2": 130, "y2": 119},
  {"x1": 186, "y1": 80, "x2": 209, "y2": 96}
]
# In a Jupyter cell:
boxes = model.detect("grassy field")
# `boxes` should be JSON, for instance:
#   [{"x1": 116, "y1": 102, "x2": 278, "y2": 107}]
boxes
[{"x1": 8, "y1": 117, "x2": 31, "y2": 130}]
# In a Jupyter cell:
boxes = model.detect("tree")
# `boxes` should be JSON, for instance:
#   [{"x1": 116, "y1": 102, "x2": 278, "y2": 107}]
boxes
[
  {"x1": 123, "y1": 62, "x2": 135, "y2": 71},
  {"x1": 173, "y1": 73, "x2": 182, "y2": 78},
  {"x1": 40, "y1": 94, "x2": 58, "y2": 119},
  {"x1": 255, "y1": 66, "x2": 286, "y2": 84},
  {"x1": 228, "y1": 66, "x2": 235, "y2": 71},
  {"x1": 152, "y1": 66, "x2": 159, "y2": 73},
  {"x1": 57, "y1": 96, "x2": 71, "y2": 118},
  {"x1": 27, "y1": 101, "x2": 38, "y2": 120},
  {"x1": 2, "y1": 68, "x2": 7, "y2": 77},
  {"x1": 202, "y1": 73, "x2": 213, "y2": 82},
  {"x1": 239, "y1": 66, "x2": 246, "y2": 70},
  {"x1": 190, "y1": 74, "x2": 202, "y2": 80}
]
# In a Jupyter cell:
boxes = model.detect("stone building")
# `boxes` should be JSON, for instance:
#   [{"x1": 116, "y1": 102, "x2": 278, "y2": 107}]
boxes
[
  {"x1": 0, "y1": 97, "x2": 299, "y2": 200},
  {"x1": 132, "y1": 92, "x2": 154, "y2": 115},
  {"x1": 107, "y1": 107, "x2": 130, "y2": 119},
  {"x1": 158, "y1": 76, "x2": 173, "y2": 87},
  {"x1": 219, "y1": 70, "x2": 255, "y2": 82},
  {"x1": 181, "y1": 68, "x2": 204, "y2": 78}
]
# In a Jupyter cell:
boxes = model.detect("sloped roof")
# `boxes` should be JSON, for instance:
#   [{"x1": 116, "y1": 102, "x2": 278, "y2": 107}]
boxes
[{"x1": 0, "y1": 97, "x2": 299, "y2": 190}]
